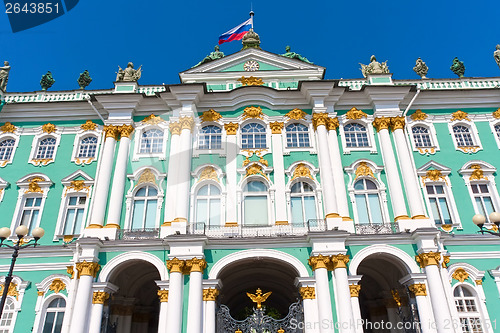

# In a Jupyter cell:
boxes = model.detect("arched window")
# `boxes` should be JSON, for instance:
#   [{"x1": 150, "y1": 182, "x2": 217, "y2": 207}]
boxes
[
  {"x1": 131, "y1": 186, "x2": 158, "y2": 229},
  {"x1": 453, "y1": 125, "x2": 475, "y2": 147},
  {"x1": 195, "y1": 184, "x2": 221, "y2": 226},
  {"x1": 0, "y1": 298, "x2": 16, "y2": 332},
  {"x1": 77, "y1": 136, "x2": 98, "y2": 158},
  {"x1": 412, "y1": 126, "x2": 432, "y2": 148},
  {"x1": 0, "y1": 139, "x2": 15, "y2": 161},
  {"x1": 453, "y1": 285, "x2": 484, "y2": 333},
  {"x1": 199, "y1": 125, "x2": 222, "y2": 150},
  {"x1": 41, "y1": 298, "x2": 66, "y2": 333},
  {"x1": 495, "y1": 124, "x2": 500, "y2": 140},
  {"x1": 286, "y1": 123, "x2": 310, "y2": 148},
  {"x1": 290, "y1": 182, "x2": 317, "y2": 224},
  {"x1": 36, "y1": 137, "x2": 57, "y2": 159},
  {"x1": 243, "y1": 181, "x2": 268, "y2": 225},
  {"x1": 241, "y1": 123, "x2": 267, "y2": 149},
  {"x1": 353, "y1": 179, "x2": 383, "y2": 224},
  {"x1": 344, "y1": 123, "x2": 369, "y2": 148},
  {"x1": 139, "y1": 129, "x2": 164, "y2": 154}
]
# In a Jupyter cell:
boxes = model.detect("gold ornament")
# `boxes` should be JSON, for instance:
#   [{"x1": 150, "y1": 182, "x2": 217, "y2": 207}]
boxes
[
  {"x1": 331, "y1": 254, "x2": 350, "y2": 270},
  {"x1": 136, "y1": 169, "x2": 157, "y2": 186},
  {"x1": 141, "y1": 114, "x2": 165, "y2": 125},
  {"x1": 199, "y1": 109, "x2": 222, "y2": 122},
  {"x1": 224, "y1": 122, "x2": 239, "y2": 135},
  {"x1": 158, "y1": 290, "x2": 169, "y2": 302},
  {"x1": 246, "y1": 288, "x2": 272, "y2": 309},
  {"x1": 450, "y1": 110, "x2": 471, "y2": 122},
  {"x1": 31, "y1": 158, "x2": 53, "y2": 166},
  {"x1": 180, "y1": 117, "x2": 194, "y2": 131},
  {"x1": 103, "y1": 125, "x2": 119, "y2": 139},
  {"x1": 421, "y1": 169, "x2": 447, "y2": 184},
  {"x1": 410, "y1": 109, "x2": 428, "y2": 121},
  {"x1": 184, "y1": 258, "x2": 207, "y2": 274},
  {"x1": 42, "y1": 123, "x2": 56, "y2": 134},
  {"x1": 0, "y1": 122, "x2": 17, "y2": 133},
  {"x1": 452, "y1": 268, "x2": 469, "y2": 283},
  {"x1": 469, "y1": 164, "x2": 486, "y2": 181},
  {"x1": 291, "y1": 163, "x2": 313, "y2": 181},
  {"x1": 408, "y1": 283, "x2": 427, "y2": 296},
  {"x1": 238, "y1": 76, "x2": 264, "y2": 86},
  {"x1": 390, "y1": 116, "x2": 405, "y2": 131},
  {"x1": 198, "y1": 166, "x2": 219, "y2": 182},
  {"x1": 169, "y1": 122, "x2": 181, "y2": 135},
  {"x1": 285, "y1": 108, "x2": 307, "y2": 120},
  {"x1": 312, "y1": 113, "x2": 329, "y2": 130},
  {"x1": 345, "y1": 107, "x2": 368, "y2": 120},
  {"x1": 37, "y1": 291, "x2": 45, "y2": 296},
  {"x1": 26, "y1": 177, "x2": 44, "y2": 193},
  {"x1": 242, "y1": 106, "x2": 264, "y2": 120},
  {"x1": 67, "y1": 266, "x2": 75, "y2": 279},
  {"x1": 349, "y1": 285, "x2": 361, "y2": 297},
  {"x1": 492, "y1": 108, "x2": 500, "y2": 119},
  {"x1": 119, "y1": 125, "x2": 134, "y2": 138},
  {"x1": 166, "y1": 258, "x2": 185, "y2": 273},
  {"x1": 354, "y1": 162, "x2": 375, "y2": 180},
  {"x1": 415, "y1": 252, "x2": 441, "y2": 268},
  {"x1": 80, "y1": 120, "x2": 97, "y2": 131},
  {"x1": 245, "y1": 163, "x2": 268, "y2": 179},
  {"x1": 373, "y1": 117, "x2": 391, "y2": 132},
  {"x1": 203, "y1": 288, "x2": 219, "y2": 301},
  {"x1": 65, "y1": 180, "x2": 90, "y2": 195},
  {"x1": 269, "y1": 122, "x2": 284, "y2": 134},
  {"x1": 475, "y1": 279, "x2": 483, "y2": 285},
  {"x1": 442, "y1": 255, "x2": 450, "y2": 268},
  {"x1": 299, "y1": 287, "x2": 316, "y2": 299},
  {"x1": 391, "y1": 289, "x2": 402, "y2": 307},
  {"x1": 0, "y1": 283, "x2": 18, "y2": 300},
  {"x1": 75, "y1": 261, "x2": 100, "y2": 278},
  {"x1": 49, "y1": 279, "x2": 66, "y2": 293},
  {"x1": 326, "y1": 117, "x2": 340, "y2": 131},
  {"x1": 308, "y1": 254, "x2": 330, "y2": 271}
]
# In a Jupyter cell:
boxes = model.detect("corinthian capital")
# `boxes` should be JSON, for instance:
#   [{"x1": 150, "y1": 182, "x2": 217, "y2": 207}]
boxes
[
  {"x1": 166, "y1": 258, "x2": 185, "y2": 273},
  {"x1": 415, "y1": 252, "x2": 441, "y2": 268},
  {"x1": 308, "y1": 254, "x2": 330, "y2": 271},
  {"x1": 331, "y1": 254, "x2": 350, "y2": 270},
  {"x1": 372, "y1": 117, "x2": 391, "y2": 132},
  {"x1": 312, "y1": 113, "x2": 329, "y2": 131},
  {"x1": 184, "y1": 257, "x2": 207, "y2": 274}
]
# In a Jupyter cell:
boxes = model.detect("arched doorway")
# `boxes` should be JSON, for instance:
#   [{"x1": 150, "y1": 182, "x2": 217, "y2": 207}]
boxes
[
  {"x1": 357, "y1": 254, "x2": 419, "y2": 333},
  {"x1": 103, "y1": 260, "x2": 161, "y2": 333},
  {"x1": 215, "y1": 257, "x2": 304, "y2": 332}
]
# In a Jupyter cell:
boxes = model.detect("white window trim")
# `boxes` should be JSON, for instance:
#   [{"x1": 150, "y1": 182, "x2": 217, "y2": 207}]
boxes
[
  {"x1": 407, "y1": 120, "x2": 440, "y2": 155},
  {"x1": 0, "y1": 129, "x2": 20, "y2": 168},
  {"x1": 0, "y1": 276, "x2": 29, "y2": 333},
  {"x1": 489, "y1": 266, "x2": 500, "y2": 298},
  {"x1": 238, "y1": 119, "x2": 271, "y2": 155},
  {"x1": 32, "y1": 292, "x2": 68, "y2": 333},
  {"x1": 28, "y1": 125, "x2": 62, "y2": 166},
  {"x1": 448, "y1": 121, "x2": 482, "y2": 154},
  {"x1": 0, "y1": 176, "x2": 8, "y2": 202},
  {"x1": 489, "y1": 119, "x2": 500, "y2": 150},
  {"x1": 459, "y1": 161, "x2": 500, "y2": 226},
  {"x1": 70, "y1": 128, "x2": 102, "y2": 165},
  {"x1": 124, "y1": 167, "x2": 166, "y2": 230},
  {"x1": 339, "y1": 117, "x2": 377, "y2": 154},
  {"x1": 237, "y1": 174, "x2": 275, "y2": 227},
  {"x1": 190, "y1": 165, "x2": 226, "y2": 227},
  {"x1": 345, "y1": 160, "x2": 390, "y2": 225},
  {"x1": 11, "y1": 174, "x2": 52, "y2": 238},
  {"x1": 54, "y1": 171, "x2": 94, "y2": 241},
  {"x1": 282, "y1": 120, "x2": 317, "y2": 155},
  {"x1": 193, "y1": 122, "x2": 226, "y2": 157},
  {"x1": 132, "y1": 123, "x2": 168, "y2": 161}
]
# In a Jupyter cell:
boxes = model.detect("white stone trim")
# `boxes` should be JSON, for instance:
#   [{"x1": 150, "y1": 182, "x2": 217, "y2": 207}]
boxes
[
  {"x1": 0, "y1": 176, "x2": 8, "y2": 202},
  {"x1": 208, "y1": 249, "x2": 309, "y2": 279},
  {"x1": 339, "y1": 115, "x2": 377, "y2": 154},
  {"x1": 450, "y1": 282, "x2": 494, "y2": 333},
  {"x1": 189, "y1": 173, "x2": 226, "y2": 227},
  {"x1": 70, "y1": 127, "x2": 102, "y2": 165},
  {"x1": 193, "y1": 121, "x2": 226, "y2": 157},
  {"x1": 490, "y1": 266, "x2": 500, "y2": 297},
  {"x1": 32, "y1": 291, "x2": 69, "y2": 333},
  {"x1": 448, "y1": 120, "x2": 483, "y2": 154},
  {"x1": 406, "y1": 119, "x2": 440, "y2": 155},
  {"x1": 0, "y1": 275, "x2": 29, "y2": 332},
  {"x1": 35, "y1": 274, "x2": 71, "y2": 296},
  {"x1": 98, "y1": 251, "x2": 168, "y2": 282},
  {"x1": 131, "y1": 121, "x2": 169, "y2": 161},
  {"x1": 281, "y1": 118, "x2": 317, "y2": 155},
  {"x1": 489, "y1": 118, "x2": 500, "y2": 149},
  {"x1": 349, "y1": 244, "x2": 421, "y2": 275},
  {"x1": 0, "y1": 130, "x2": 20, "y2": 168},
  {"x1": 28, "y1": 125, "x2": 62, "y2": 166},
  {"x1": 238, "y1": 174, "x2": 275, "y2": 227},
  {"x1": 448, "y1": 263, "x2": 485, "y2": 283}
]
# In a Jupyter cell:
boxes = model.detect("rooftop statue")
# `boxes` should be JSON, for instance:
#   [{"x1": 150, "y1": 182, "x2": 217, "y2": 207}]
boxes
[
  {"x1": 242, "y1": 29, "x2": 261, "y2": 50},
  {"x1": 116, "y1": 62, "x2": 142, "y2": 82},
  {"x1": 494, "y1": 44, "x2": 500, "y2": 69},
  {"x1": 281, "y1": 46, "x2": 313, "y2": 64},
  {"x1": 413, "y1": 57, "x2": 428, "y2": 79},
  {"x1": 0, "y1": 61, "x2": 11, "y2": 92},
  {"x1": 359, "y1": 55, "x2": 389, "y2": 77},
  {"x1": 450, "y1": 57, "x2": 465, "y2": 78},
  {"x1": 193, "y1": 46, "x2": 225, "y2": 67},
  {"x1": 77, "y1": 70, "x2": 92, "y2": 89},
  {"x1": 40, "y1": 71, "x2": 55, "y2": 91}
]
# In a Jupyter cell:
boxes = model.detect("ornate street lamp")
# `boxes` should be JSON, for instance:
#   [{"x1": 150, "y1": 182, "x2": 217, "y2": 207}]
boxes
[
  {"x1": 472, "y1": 212, "x2": 500, "y2": 237},
  {"x1": 0, "y1": 226, "x2": 44, "y2": 318}
]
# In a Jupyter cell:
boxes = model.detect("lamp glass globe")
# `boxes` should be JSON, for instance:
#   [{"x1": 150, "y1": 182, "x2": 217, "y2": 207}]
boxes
[
  {"x1": 472, "y1": 214, "x2": 486, "y2": 226},
  {"x1": 0, "y1": 227, "x2": 11, "y2": 239},
  {"x1": 15, "y1": 225, "x2": 29, "y2": 237},
  {"x1": 32, "y1": 227, "x2": 45, "y2": 239}
]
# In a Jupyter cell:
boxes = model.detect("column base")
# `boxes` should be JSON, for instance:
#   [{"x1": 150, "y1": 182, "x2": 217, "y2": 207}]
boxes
[
  {"x1": 160, "y1": 220, "x2": 187, "y2": 238},
  {"x1": 326, "y1": 216, "x2": 355, "y2": 233},
  {"x1": 81, "y1": 227, "x2": 119, "y2": 240},
  {"x1": 397, "y1": 218, "x2": 434, "y2": 232}
]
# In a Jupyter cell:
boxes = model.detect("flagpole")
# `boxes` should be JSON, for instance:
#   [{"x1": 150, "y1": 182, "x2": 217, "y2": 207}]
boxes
[{"x1": 249, "y1": 10, "x2": 254, "y2": 29}]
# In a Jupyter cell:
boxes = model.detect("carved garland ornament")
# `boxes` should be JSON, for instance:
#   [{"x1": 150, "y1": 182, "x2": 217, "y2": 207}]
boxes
[
  {"x1": 450, "y1": 110, "x2": 471, "y2": 122},
  {"x1": 285, "y1": 108, "x2": 307, "y2": 120},
  {"x1": 354, "y1": 162, "x2": 375, "y2": 180},
  {"x1": 26, "y1": 177, "x2": 44, "y2": 193},
  {"x1": 410, "y1": 109, "x2": 428, "y2": 121},
  {"x1": 65, "y1": 180, "x2": 90, "y2": 196},
  {"x1": 0, "y1": 283, "x2": 18, "y2": 300},
  {"x1": 199, "y1": 109, "x2": 222, "y2": 123},
  {"x1": 198, "y1": 166, "x2": 219, "y2": 182},
  {"x1": 42, "y1": 123, "x2": 56, "y2": 134},
  {"x1": 237, "y1": 76, "x2": 264, "y2": 86},
  {"x1": 299, "y1": 287, "x2": 316, "y2": 299},
  {"x1": 49, "y1": 279, "x2": 66, "y2": 293},
  {"x1": 80, "y1": 120, "x2": 97, "y2": 131},
  {"x1": 0, "y1": 122, "x2": 17, "y2": 133},
  {"x1": 452, "y1": 268, "x2": 469, "y2": 283},
  {"x1": 291, "y1": 163, "x2": 313, "y2": 181},
  {"x1": 346, "y1": 107, "x2": 367, "y2": 120},
  {"x1": 142, "y1": 114, "x2": 165, "y2": 125},
  {"x1": 242, "y1": 106, "x2": 264, "y2": 120}
]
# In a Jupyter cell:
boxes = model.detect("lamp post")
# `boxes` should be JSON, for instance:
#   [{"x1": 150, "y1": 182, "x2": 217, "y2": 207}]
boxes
[
  {"x1": 472, "y1": 212, "x2": 500, "y2": 237},
  {"x1": 0, "y1": 225, "x2": 44, "y2": 318}
]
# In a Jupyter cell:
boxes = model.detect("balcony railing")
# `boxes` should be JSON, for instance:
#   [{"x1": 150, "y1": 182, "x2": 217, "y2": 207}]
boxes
[
  {"x1": 354, "y1": 223, "x2": 399, "y2": 235},
  {"x1": 117, "y1": 228, "x2": 159, "y2": 240},
  {"x1": 187, "y1": 219, "x2": 326, "y2": 238}
]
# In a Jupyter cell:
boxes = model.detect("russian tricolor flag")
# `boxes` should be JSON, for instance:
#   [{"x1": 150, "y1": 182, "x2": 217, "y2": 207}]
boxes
[{"x1": 219, "y1": 18, "x2": 253, "y2": 45}]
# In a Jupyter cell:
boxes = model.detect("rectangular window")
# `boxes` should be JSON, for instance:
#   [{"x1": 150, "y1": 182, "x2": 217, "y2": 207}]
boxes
[
  {"x1": 426, "y1": 185, "x2": 452, "y2": 224},
  {"x1": 244, "y1": 196, "x2": 268, "y2": 225},
  {"x1": 62, "y1": 195, "x2": 86, "y2": 235},
  {"x1": 471, "y1": 184, "x2": 495, "y2": 220},
  {"x1": 21, "y1": 197, "x2": 42, "y2": 234}
]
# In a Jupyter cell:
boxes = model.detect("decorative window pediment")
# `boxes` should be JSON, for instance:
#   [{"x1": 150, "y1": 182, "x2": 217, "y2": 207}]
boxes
[
  {"x1": 407, "y1": 113, "x2": 439, "y2": 155},
  {"x1": 339, "y1": 110, "x2": 377, "y2": 154},
  {"x1": 71, "y1": 120, "x2": 102, "y2": 165},
  {"x1": 0, "y1": 275, "x2": 29, "y2": 332},
  {"x1": 28, "y1": 124, "x2": 62, "y2": 166},
  {"x1": 448, "y1": 112, "x2": 482, "y2": 154},
  {"x1": 0, "y1": 176, "x2": 8, "y2": 202}
]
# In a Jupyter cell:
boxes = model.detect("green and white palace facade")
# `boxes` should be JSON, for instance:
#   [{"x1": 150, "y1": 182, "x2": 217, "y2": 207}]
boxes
[{"x1": 1, "y1": 42, "x2": 500, "y2": 333}]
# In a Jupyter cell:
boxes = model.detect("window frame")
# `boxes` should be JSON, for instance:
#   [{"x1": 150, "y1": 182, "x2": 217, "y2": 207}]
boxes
[
  {"x1": 242, "y1": 179, "x2": 271, "y2": 226},
  {"x1": 448, "y1": 121, "x2": 482, "y2": 154},
  {"x1": 132, "y1": 123, "x2": 168, "y2": 161},
  {"x1": 34, "y1": 294, "x2": 67, "y2": 333},
  {"x1": 282, "y1": 120, "x2": 316, "y2": 154},
  {"x1": 339, "y1": 118, "x2": 377, "y2": 154},
  {"x1": 489, "y1": 119, "x2": 500, "y2": 150},
  {"x1": 193, "y1": 182, "x2": 223, "y2": 228},
  {"x1": 407, "y1": 120, "x2": 440, "y2": 155},
  {"x1": 196, "y1": 124, "x2": 224, "y2": 152},
  {"x1": 240, "y1": 121, "x2": 269, "y2": 150},
  {"x1": 130, "y1": 185, "x2": 160, "y2": 230},
  {"x1": 0, "y1": 132, "x2": 19, "y2": 168},
  {"x1": 0, "y1": 276, "x2": 29, "y2": 333},
  {"x1": 287, "y1": 180, "x2": 319, "y2": 225},
  {"x1": 71, "y1": 127, "x2": 101, "y2": 165}
]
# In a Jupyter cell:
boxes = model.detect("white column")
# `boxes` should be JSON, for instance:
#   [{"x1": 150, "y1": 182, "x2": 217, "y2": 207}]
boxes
[
  {"x1": 164, "y1": 122, "x2": 181, "y2": 222},
  {"x1": 71, "y1": 262, "x2": 100, "y2": 333},
  {"x1": 175, "y1": 117, "x2": 194, "y2": 221},
  {"x1": 186, "y1": 258, "x2": 206, "y2": 333},
  {"x1": 408, "y1": 283, "x2": 437, "y2": 333},
  {"x1": 347, "y1": 276, "x2": 363, "y2": 333},
  {"x1": 417, "y1": 253, "x2": 454, "y2": 333},
  {"x1": 373, "y1": 118, "x2": 408, "y2": 220},
  {"x1": 391, "y1": 119, "x2": 426, "y2": 218},
  {"x1": 327, "y1": 119, "x2": 350, "y2": 219},
  {"x1": 106, "y1": 125, "x2": 133, "y2": 227},
  {"x1": 166, "y1": 259, "x2": 185, "y2": 333},
  {"x1": 331, "y1": 255, "x2": 355, "y2": 333},
  {"x1": 271, "y1": 122, "x2": 288, "y2": 223},
  {"x1": 203, "y1": 288, "x2": 219, "y2": 333},
  {"x1": 439, "y1": 259, "x2": 461, "y2": 331},
  {"x1": 298, "y1": 285, "x2": 320, "y2": 333},
  {"x1": 61, "y1": 265, "x2": 79, "y2": 333},
  {"x1": 157, "y1": 289, "x2": 169, "y2": 333},
  {"x1": 88, "y1": 127, "x2": 118, "y2": 227},
  {"x1": 224, "y1": 123, "x2": 238, "y2": 224},
  {"x1": 309, "y1": 255, "x2": 334, "y2": 333},
  {"x1": 88, "y1": 293, "x2": 108, "y2": 333},
  {"x1": 121, "y1": 309, "x2": 133, "y2": 333},
  {"x1": 313, "y1": 114, "x2": 339, "y2": 218}
]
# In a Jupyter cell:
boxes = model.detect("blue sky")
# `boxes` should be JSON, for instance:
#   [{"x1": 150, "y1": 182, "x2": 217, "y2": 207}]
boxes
[{"x1": 1, "y1": 0, "x2": 500, "y2": 92}]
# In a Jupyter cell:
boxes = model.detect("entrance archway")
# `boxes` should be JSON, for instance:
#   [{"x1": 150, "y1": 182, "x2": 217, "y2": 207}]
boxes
[{"x1": 105, "y1": 259, "x2": 161, "y2": 333}]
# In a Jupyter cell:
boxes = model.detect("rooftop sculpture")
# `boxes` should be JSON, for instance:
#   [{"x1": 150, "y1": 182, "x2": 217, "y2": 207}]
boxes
[
  {"x1": 116, "y1": 62, "x2": 142, "y2": 82},
  {"x1": 450, "y1": 57, "x2": 465, "y2": 78},
  {"x1": 242, "y1": 29, "x2": 261, "y2": 50},
  {"x1": 77, "y1": 70, "x2": 92, "y2": 89},
  {"x1": 281, "y1": 46, "x2": 312, "y2": 64},
  {"x1": 0, "y1": 61, "x2": 10, "y2": 92},
  {"x1": 360, "y1": 55, "x2": 389, "y2": 77},
  {"x1": 494, "y1": 45, "x2": 500, "y2": 69},
  {"x1": 40, "y1": 71, "x2": 55, "y2": 91},
  {"x1": 413, "y1": 58, "x2": 428, "y2": 79},
  {"x1": 193, "y1": 46, "x2": 225, "y2": 67}
]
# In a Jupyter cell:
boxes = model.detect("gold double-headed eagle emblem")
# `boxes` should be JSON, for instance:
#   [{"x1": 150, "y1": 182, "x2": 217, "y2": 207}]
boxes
[{"x1": 246, "y1": 288, "x2": 272, "y2": 309}]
